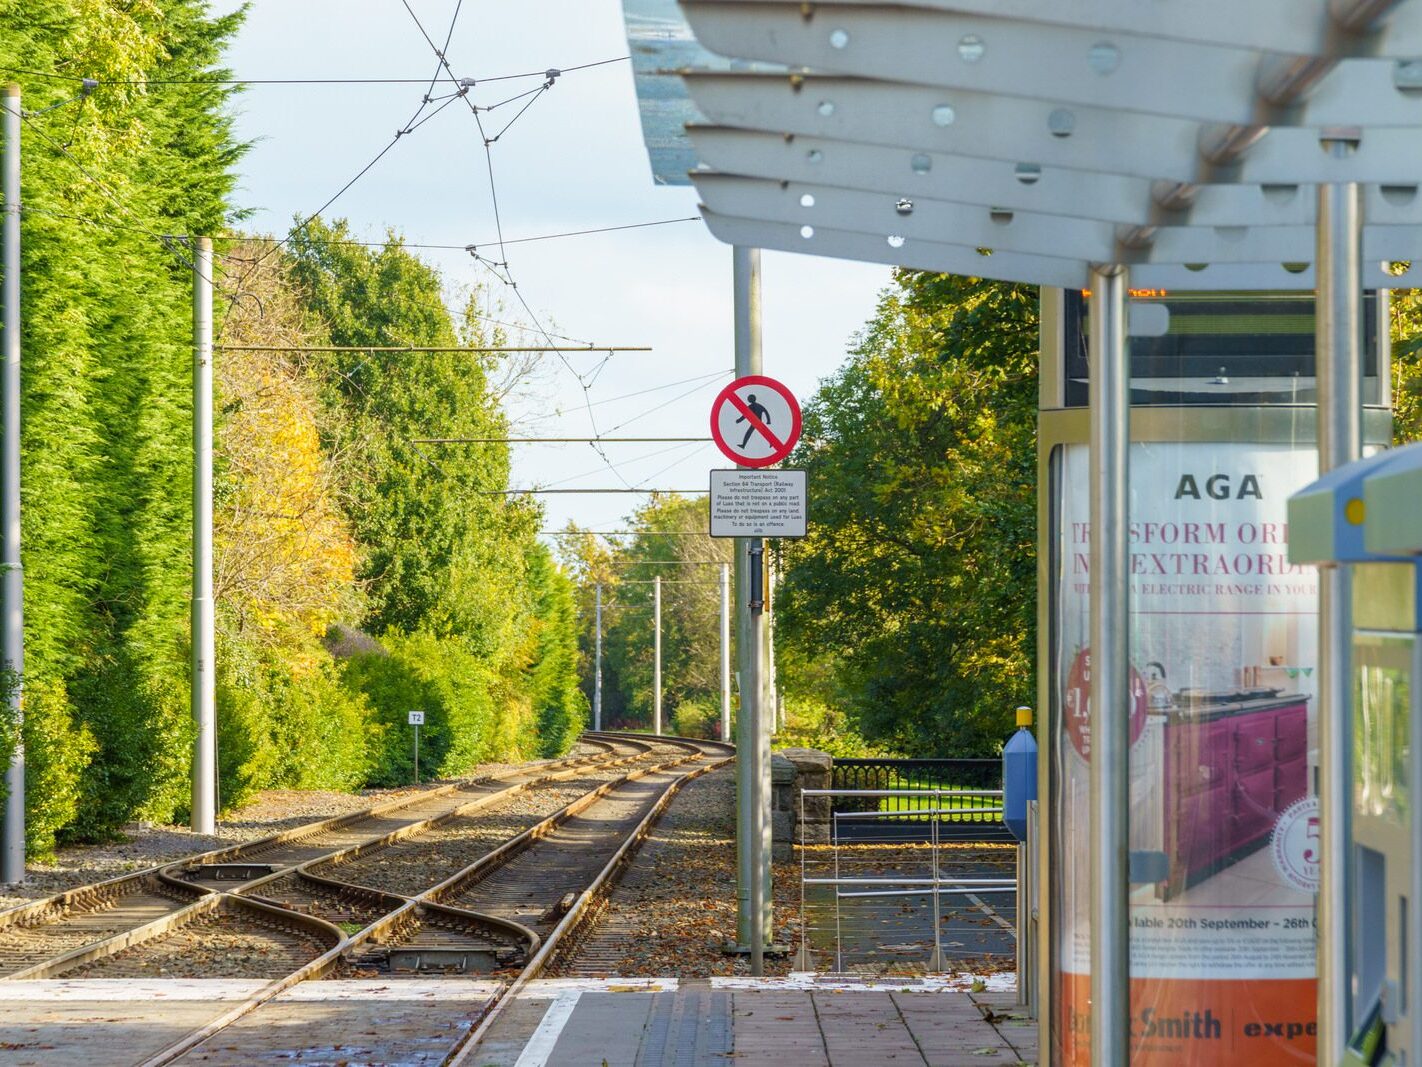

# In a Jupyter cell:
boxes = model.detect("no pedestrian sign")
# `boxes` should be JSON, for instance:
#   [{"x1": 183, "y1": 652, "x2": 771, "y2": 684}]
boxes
[{"x1": 709, "y1": 375, "x2": 802, "y2": 467}]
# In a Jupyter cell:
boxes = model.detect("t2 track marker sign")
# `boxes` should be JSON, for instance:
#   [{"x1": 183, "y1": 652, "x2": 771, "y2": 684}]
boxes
[{"x1": 709, "y1": 375, "x2": 801, "y2": 467}]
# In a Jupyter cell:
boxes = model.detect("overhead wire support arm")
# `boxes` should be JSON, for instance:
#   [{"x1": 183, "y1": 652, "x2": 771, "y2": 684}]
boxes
[
  {"x1": 411, "y1": 436, "x2": 710, "y2": 444},
  {"x1": 212, "y1": 345, "x2": 650, "y2": 354},
  {"x1": 484, "y1": 488, "x2": 708, "y2": 495}
]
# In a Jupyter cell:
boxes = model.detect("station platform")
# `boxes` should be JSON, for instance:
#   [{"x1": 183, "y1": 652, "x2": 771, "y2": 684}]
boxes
[
  {"x1": 0, "y1": 974, "x2": 1036, "y2": 1066},
  {"x1": 474, "y1": 975, "x2": 1036, "y2": 1067}
]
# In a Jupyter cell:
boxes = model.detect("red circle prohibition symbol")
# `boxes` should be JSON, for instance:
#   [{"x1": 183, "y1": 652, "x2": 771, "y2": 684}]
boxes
[{"x1": 709, "y1": 375, "x2": 802, "y2": 468}]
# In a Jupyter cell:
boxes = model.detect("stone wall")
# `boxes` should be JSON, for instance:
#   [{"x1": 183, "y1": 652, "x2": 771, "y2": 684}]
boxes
[{"x1": 771, "y1": 747, "x2": 832, "y2": 858}]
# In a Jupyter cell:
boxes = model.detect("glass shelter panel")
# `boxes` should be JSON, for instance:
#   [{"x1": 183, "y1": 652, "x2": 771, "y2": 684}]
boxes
[
  {"x1": 1051, "y1": 441, "x2": 1320, "y2": 1065},
  {"x1": 1062, "y1": 290, "x2": 1382, "y2": 407},
  {"x1": 1354, "y1": 634, "x2": 1413, "y2": 828}
]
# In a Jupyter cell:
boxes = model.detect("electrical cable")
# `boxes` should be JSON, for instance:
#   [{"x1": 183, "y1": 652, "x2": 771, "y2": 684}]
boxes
[
  {"x1": 603, "y1": 375, "x2": 731, "y2": 435},
  {"x1": 0, "y1": 56, "x2": 628, "y2": 87},
  {"x1": 633, "y1": 443, "x2": 710, "y2": 490},
  {"x1": 16, "y1": 110, "x2": 225, "y2": 288},
  {"x1": 579, "y1": 369, "x2": 730, "y2": 412},
  {"x1": 539, "y1": 530, "x2": 715, "y2": 536},
  {"x1": 485, "y1": 81, "x2": 551, "y2": 143},
  {"x1": 393, "y1": 1, "x2": 707, "y2": 501},
  {"x1": 218, "y1": 217, "x2": 700, "y2": 255},
  {"x1": 488, "y1": 488, "x2": 706, "y2": 495},
  {"x1": 540, "y1": 439, "x2": 707, "y2": 490},
  {"x1": 467, "y1": 253, "x2": 635, "y2": 490}
]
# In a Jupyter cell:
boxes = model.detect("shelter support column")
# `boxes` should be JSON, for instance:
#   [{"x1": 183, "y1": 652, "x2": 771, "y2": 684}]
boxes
[
  {"x1": 1316, "y1": 168, "x2": 1363, "y2": 1062},
  {"x1": 1088, "y1": 265, "x2": 1130, "y2": 1064}
]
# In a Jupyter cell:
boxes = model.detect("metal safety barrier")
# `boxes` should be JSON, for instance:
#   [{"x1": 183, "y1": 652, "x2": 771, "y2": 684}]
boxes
[
  {"x1": 828, "y1": 761, "x2": 1011, "y2": 842},
  {"x1": 796, "y1": 787, "x2": 1018, "y2": 974}
]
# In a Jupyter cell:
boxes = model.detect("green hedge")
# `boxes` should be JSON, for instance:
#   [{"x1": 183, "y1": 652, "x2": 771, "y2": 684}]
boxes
[{"x1": 340, "y1": 631, "x2": 531, "y2": 786}]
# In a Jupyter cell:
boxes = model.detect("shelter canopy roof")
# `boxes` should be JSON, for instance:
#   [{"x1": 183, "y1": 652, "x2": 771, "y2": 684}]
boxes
[{"x1": 621, "y1": 0, "x2": 1422, "y2": 290}]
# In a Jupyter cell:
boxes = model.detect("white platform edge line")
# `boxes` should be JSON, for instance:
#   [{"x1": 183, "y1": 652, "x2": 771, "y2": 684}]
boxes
[
  {"x1": 276, "y1": 979, "x2": 504, "y2": 1002},
  {"x1": 0, "y1": 979, "x2": 271, "y2": 1002},
  {"x1": 513, "y1": 989, "x2": 582, "y2": 1067},
  {"x1": 709, "y1": 972, "x2": 1018, "y2": 993},
  {"x1": 519, "y1": 977, "x2": 680, "y2": 997}
]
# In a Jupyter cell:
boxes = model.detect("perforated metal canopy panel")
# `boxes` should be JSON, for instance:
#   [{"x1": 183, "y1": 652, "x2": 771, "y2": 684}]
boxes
[{"x1": 620, "y1": 0, "x2": 1422, "y2": 289}]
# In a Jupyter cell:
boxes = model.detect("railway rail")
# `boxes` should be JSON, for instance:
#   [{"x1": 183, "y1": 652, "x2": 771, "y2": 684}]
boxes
[
  {"x1": 1, "y1": 731, "x2": 733, "y2": 1065},
  {"x1": 0, "y1": 732, "x2": 650, "y2": 981}
]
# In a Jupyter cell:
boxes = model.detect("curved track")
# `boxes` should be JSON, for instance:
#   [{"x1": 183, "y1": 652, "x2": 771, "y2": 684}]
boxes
[
  {"x1": 0, "y1": 734, "x2": 648, "y2": 980},
  {"x1": 75, "y1": 732, "x2": 733, "y2": 1066}
]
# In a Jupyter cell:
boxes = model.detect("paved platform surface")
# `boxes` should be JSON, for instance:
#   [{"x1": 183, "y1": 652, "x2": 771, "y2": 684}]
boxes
[
  {"x1": 0, "y1": 979, "x2": 272, "y2": 1066},
  {"x1": 0, "y1": 978, "x2": 500, "y2": 1067},
  {"x1": 0, "y1": 975, "x2": 1035, "y2": 1066},
  {"x1": 474, "y1": 976, "x2": 1037, "y2": 1066}
]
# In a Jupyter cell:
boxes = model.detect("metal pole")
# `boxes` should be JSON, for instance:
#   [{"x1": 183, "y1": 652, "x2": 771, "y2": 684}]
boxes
[
  {"x1": 929, "y1": 787, "x2": 944, "y2": 971},
  {"x1": 766, "y1": 552, "x2": 778, "y2": 734},
  {"x1": 720, "y1": 563, "x2": 731, "y2": 742},
  {"x1": 748, "y1": 535, "x2": 766, "y2": 976},
  {"x1": 757, "y1": 542, "x2": 773, "y2": 947},
  {"x1": 593, "y1": 583, "x2": 603, "y2": 732},
  {"x1": 190, "y1": 237, "x2": 215, "y2": 835},
  {"x1": 1316, "y1": 164, "x2": 1363, "y2": 1062},
  {"x1": 1016, "y1": 842, "x2": 1029, "y2": 1008},
  {"x1": 1088, "y1": 264, "x2": 1130, "y2": 1064},
  {"x1": 653, "y1": 574, "x2": 662, "y2": 736},
  {"x1": 733, "y1": 244, "x2": 767, "y2": 955},
  {"x1": 1, "y1": 85, "x2": 23, "y2": 883},
  {"x1": 414, "y1": 724, "x2": 420, "y2": 785}
]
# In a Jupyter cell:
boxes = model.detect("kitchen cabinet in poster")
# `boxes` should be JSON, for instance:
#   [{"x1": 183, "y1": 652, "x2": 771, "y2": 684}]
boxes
[{"x1": 1053, "y1": 442, "x2": 1320, "y2": 1065}]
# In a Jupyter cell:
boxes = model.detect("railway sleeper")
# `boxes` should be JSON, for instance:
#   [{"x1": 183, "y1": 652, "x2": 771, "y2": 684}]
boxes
[{"x1": 542, "y1": 892, "x2": 577, "y2": 924}]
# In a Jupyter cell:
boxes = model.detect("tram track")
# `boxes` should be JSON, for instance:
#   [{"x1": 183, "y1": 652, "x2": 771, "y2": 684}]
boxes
[
  {"x1": 125, "y1": 732, "x2": 734, "y2": 1067},
  {"x1": 0, "y1": 732, "x2": 648, "y2": 980}
]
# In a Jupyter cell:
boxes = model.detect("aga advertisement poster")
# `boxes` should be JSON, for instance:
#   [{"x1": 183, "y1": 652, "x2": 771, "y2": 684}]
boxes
[{"x1": 1054, "y1": 441, "x2": 1320, "y2": 1065}]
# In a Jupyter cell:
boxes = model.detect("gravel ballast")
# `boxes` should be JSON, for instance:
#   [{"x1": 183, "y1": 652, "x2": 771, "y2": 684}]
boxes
[
  {"x1": 0, "y1": 746, "x2": 605, "y2": 912},
  {"x1": 560, "y1": 764, "x2": 806, "y2": 978}
]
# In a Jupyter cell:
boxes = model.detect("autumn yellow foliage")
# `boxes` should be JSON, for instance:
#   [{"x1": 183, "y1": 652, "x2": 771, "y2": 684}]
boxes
[{"x1": 214, "y1": 245, "x2": 359, "y2": 652}]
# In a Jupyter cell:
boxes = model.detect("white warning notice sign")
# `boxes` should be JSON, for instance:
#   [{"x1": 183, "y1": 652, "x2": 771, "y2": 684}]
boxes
[{"x1": 709, "y1": 469, "x2": 807, "y2": 538}]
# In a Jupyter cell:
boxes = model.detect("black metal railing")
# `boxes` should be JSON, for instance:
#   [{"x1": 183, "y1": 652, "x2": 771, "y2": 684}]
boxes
[{"x1": 829, "y1": 758, "x2": 1010, "y2": 842}]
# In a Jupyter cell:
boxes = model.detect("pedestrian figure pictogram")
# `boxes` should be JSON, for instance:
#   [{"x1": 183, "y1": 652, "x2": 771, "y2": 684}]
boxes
[
  {"x1": 709, "y1": 375, "x2": 802, "y2": 467},
  {"x1": 736, "y1": 393, "x2": 773, "y2": 449}
]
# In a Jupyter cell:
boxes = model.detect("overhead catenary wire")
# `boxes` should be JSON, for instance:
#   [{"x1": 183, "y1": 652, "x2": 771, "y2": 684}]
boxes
[
  {"x1": 634, "y1": 444, "x2": 708, "y2": 490},
  {"x1": 581, "y1": 369, "x2": 730, "y2": 411},
  {"x1": 537, "y1": 440, "x2": 706, "y2": 491},
  {"x1": 599, "y1": 560, "x2": 731, "y2": 565},
  {"x1": 213, "y1": 344, "x2": 649, "y2": 354},
  {"x1": 13, "y1": 40, "x2": 734, "y2": 530},
  {"x1": 15, "y1": 110, "x2": 224, "y2": 288},
  {"x1": 604, "y1": 579, "x2": 719, "y2": 586},
  {"x1": 219, "y1": 217, "x2": 701, "y2": 257},
  {"x1": 541, "y1": 530, "x2": 716, "y2": 536},
  {"x1": 14, "y1": 204, "x2": 628, "y2": 352},
  {"x1": 25, "y1": 203, "x2": 699, "y2": 261},
  {"x1": 0, "y1": 56, "x2": 629, "y2": 87},
  {"x1": 600, "y1": 375, "x2": 731, "y2": 434},
  {"x1": 467, "y1": 243, "x2": 635, "y2": 493},
  {"x1": 389, "y1": 4, "x2": 644, "y2": 497},
  {"x1": 412, "y1": 437, "x2": 711, "y2": 444}
]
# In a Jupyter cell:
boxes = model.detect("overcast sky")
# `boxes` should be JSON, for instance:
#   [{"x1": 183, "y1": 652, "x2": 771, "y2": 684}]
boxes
[{"x1": 213, "y1": 0, "x2": 891, "y2": 536}]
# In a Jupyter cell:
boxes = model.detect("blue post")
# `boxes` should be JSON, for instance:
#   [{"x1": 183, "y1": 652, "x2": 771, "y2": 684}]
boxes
[{"x1": 1003, "y1": 706, "x2": 1037, "y2": 842}]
